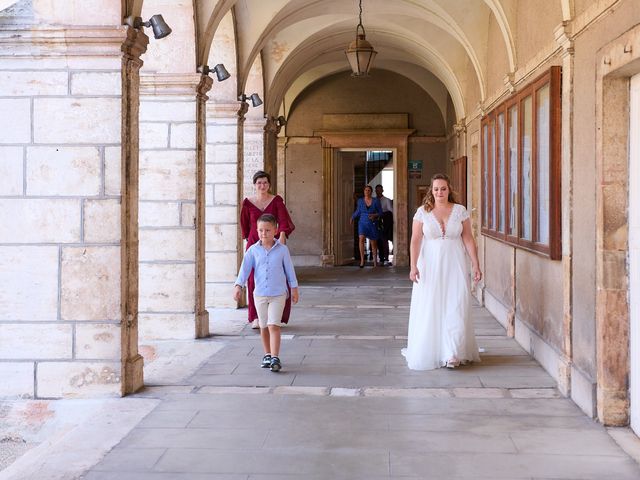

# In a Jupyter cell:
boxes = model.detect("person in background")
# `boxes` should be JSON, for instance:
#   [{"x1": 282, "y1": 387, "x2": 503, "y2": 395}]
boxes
[
  {"x1": 375, "y1": 184, "x2": 394, "y2": 266},
  {"x1": 350, "y1": 185, "x2": 383, "y2": 268}
]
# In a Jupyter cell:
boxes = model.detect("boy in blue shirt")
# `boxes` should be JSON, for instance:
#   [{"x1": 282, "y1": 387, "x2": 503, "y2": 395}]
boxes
[{"x1": 233, "y1": 213, "x2": 299, "y2": 372}]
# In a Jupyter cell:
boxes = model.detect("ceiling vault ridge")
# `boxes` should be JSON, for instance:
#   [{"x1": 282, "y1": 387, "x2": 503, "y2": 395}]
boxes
[{"x1": 483, "y1": 0, "x2": 517, "y2": 71}]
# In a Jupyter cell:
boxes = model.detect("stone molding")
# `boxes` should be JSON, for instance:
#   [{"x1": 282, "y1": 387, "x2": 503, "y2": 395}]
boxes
[{"x1": 140, "y1": 73, "x2": 203, "y2": 97}]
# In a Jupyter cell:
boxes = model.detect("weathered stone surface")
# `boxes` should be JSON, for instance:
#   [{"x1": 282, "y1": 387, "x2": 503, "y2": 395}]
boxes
[
  {"x1": 206, "y1": 143, "x2": 238, "y2": 164},
  {"x1": 205, "y1": 205, "x2": 237, "y2": 224},
  {"x1": 206, "y1": 162, "x2": 236, "y2": 183},
  {"x1": 138, "y1": 313, "x2": 196, "y2": 340},
  {"x1": 0, "y1": 99, "x2": 30, "y2": 143},
  {"x1": 70, "y1": 72, "x2": 120, "y2": 95},
  {"x1": 0, "y1": 246, "x2": 58, "y2": 321},
  {"x1": 181, "y1": 202, "x2": 196, "y2": 226},
  {"x1": 205, "y1": 224, "x2": 237, "y2": 251},
  {"x1": 140, "y1": 122, "x2": 169, "y2": 149},
  {"x1": 139, "y1": 150, "x2": 196, "y2": 201},
  {"x1": 61, "y1": 246, "x2": 120, "y2": 321},
  {"x1": 0, "y1": 324, "x2": 72, "y2": 359},
  {"x1": 0, "y1": 146, "x2": 23, "y2": 195},
  {"x1": 138, "y1": 201, "x2": 181, "y2": 227},
  {"x1": 139, "y1": 229, "x2": 195, "y2": 262},
  {"x1": 205, "y1": 252, "x2": 238, "y2": 282},
  {"x1": 84, "y1": 199, "x2": 120, "y2": 243},
  {"x1": 0, "y1": 71, "x2": 68, "y2": 96},
  {"x1": 33, "y1": 98, "x2": 120, "y2": 144},
  {"x1": 206, "y1": 125, "x2": 237, "y2": 144},
  {"x1": 205, "y1": 184, "x2": 213, "y2": 205},
  {"x1": 104, "y1": 146, "x2": 121, "y2": 196},
  {"x1": 0, "y1": 199, "x2": 81, "y2": 243},
  {"x1": 26, "y1": 147, "x2": 101, "y2": 196},
  {"x1": 205, "y1": 283, "x2": 237, "y2": 308},
  {"x1": 37, "y1": 362, "x2": 121, "y2": 398},
  {"x1": 30, "y1": 0, "x2": 121, "y2": 25},
  {"x1": 0, "y1": 363, "x2": 34, "y2": 397},
  {"x1": 139, "y1": 263, "x2": 195, "y2": 312},
  {"x1": 213, "y1": 183, "x2": 237, "y2": 205},
  {"x1": 75, "y1": 323, "x2": 121, "y2": 360},
  {"x1": 140, "y1": 101, "x2": 196, "y2": 122},
  {"x1": 601, "y1": 184, "x2": 628, "y2": 251},
  {"x1": 171, "y1": 122, "x2": 196, "y2": 149}
]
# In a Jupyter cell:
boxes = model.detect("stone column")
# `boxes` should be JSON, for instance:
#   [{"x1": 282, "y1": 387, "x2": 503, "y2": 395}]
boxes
[
  {"x1": 263, "y1": 117, "x2": 280, "y2": 193},
  {"x1": 243, "y1": 116, "x2": 266, "y2": 199},
  {"x1": 138, "y1": 73, "x2": 200, "y2": 340},
  {"x1": 555, "y1": 23, "x2": 575, "y2": 398},
  {"x1": 277, "y1": 136, "x2": 288, "y2": 197},
  {"x1": 0, "y1": 14, "x2": 144, "y2": 397},
  {"x1": 204, "y1": 102, "x2": 244, "y2": 309},
  {"x1": 321, "y1": 141, "x2": 335, "y2": 266}
]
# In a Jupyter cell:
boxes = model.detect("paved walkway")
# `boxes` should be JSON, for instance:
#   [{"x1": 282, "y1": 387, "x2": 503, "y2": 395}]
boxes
[{"x1": 83, "y1": 267, "x2": 640, "y2": 479}]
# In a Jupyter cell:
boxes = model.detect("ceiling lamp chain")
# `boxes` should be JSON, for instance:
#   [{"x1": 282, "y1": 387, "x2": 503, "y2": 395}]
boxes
[{"x1": 345, "y1": 0, "x2": 377, "y2": 77}]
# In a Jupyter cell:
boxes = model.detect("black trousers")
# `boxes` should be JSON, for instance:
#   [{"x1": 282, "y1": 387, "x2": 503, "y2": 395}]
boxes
[{"x1": 378, "y1": 211, "x2": 393, "y2": 262}]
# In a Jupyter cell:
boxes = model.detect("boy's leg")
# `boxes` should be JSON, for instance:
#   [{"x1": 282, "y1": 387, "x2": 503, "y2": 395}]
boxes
[
  {"x1": 260, "y1": 327, "x2": 271, "y2": 355},
  {"x1": 254, "y1": 295, "x2": 271, "y2": 357},
  {"x1": 268, "y1": 325, "x2": 281, "y2": 357},
  {"x1": 266, "y1": 294, "x2": 287, "y2": 371}
]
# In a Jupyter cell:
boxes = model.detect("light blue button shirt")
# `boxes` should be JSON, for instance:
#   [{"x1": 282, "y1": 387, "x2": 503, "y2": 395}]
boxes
[{"x1": 235, "y1": 239, "x2": 298, "y2": 296}]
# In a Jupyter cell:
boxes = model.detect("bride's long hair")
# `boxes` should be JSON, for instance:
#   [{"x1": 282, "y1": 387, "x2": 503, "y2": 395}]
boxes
[{"x1": 422, "y1": 173, "x2": 459, "y2": 212}]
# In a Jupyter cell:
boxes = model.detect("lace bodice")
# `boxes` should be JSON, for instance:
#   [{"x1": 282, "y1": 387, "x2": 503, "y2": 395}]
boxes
[{"x1": 413, "y1": 203, "x2": 470, "y2": 241}]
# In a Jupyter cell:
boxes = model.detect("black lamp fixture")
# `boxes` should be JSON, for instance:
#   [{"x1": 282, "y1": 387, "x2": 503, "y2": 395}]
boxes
[
  {"x1": 238, "y1": 93, "x2": 263, "y2": 107},
  {"x1": 275, "y1": 115, "x2": 287, "y2": 127},
  {"x1": 344, "y1": 0, "x2": 377, "y2": 77},
  {"x1": 198, "y1": 64, "x2": 231, "y2": 82},
  {"x1": 124, "y1": 14, "x2": 172, "y2": 39}
]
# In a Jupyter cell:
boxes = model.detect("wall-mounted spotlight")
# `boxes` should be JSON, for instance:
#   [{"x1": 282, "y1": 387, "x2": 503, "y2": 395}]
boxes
[
  {"x1": 124, "y1": 15, "x2": 172, "y2": 39},
  {"x1": 275, "y1": 115, "x2": 287, "y2": 127},
  {"x1": 198, "y1": 64, "x2": 231, "y2": 82},
  {"x1": 238, "y1": 93, "x2": 263, "y2": 107}
]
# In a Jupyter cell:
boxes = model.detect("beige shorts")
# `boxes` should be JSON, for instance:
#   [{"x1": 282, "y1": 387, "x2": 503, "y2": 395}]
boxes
[{"x1": 253, "y1": 293, "x2": 287, "y2": 328}]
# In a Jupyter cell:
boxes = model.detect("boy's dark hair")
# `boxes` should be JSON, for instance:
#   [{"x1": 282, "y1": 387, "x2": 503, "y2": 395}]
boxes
[
  {"x1": 252, "y1": 170, "x2": 271, "y2": 184},
  {"x1": 257, "y1": 213, "x2": 278, "y2": 227}
]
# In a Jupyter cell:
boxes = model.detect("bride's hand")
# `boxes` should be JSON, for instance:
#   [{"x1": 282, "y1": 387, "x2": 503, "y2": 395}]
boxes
[
  {"x1": 473, "y1": 266, "x2": 482, "y2": 283},
  {"x1": 409, "y1": 267, "x2": 420, "y2": 283}
]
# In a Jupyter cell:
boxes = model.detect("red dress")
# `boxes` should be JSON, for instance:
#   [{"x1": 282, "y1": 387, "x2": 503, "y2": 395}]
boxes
[{"x1": 240, "y1": 195, "x2": 295, "y2": 323}]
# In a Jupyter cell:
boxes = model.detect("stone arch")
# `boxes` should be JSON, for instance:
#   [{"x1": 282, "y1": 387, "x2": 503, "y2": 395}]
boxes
[{"x1": 483, "y1": 0, "x2": 517, "y2": 71}]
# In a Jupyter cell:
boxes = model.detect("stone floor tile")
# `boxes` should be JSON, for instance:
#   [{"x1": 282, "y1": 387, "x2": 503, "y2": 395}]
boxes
[
  {"x1": 91, "y1": 447, "x2": 166, "y2": 472},
  {"x1": 117, "y1": 427, "x2": 267, "y2": 449},
  {"x1": 137, "y1": 409, "x2": 198, "y2": 429}
]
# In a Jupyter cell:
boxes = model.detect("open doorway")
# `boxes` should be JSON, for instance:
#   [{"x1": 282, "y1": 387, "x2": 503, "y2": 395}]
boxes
[{"x1": 334, "y1": 149, "x2": 394, "y2": 265}]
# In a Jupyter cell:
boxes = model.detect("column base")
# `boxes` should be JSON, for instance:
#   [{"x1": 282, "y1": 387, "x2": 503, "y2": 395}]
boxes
[
  {"x1": 123, "y1": 354, "x2": 144, "y2": 395},
  {"x1": 196, "y1": 310, "x2": 210, "y2": 338},
  {"x1": 597, "y1": 387, "x2": 630, "y2": 426}
]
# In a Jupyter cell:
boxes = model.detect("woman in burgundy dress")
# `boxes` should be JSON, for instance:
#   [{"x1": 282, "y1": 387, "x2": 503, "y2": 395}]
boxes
[{"x1": 240, "y1": 170, "x2": 295, "y2": 328}]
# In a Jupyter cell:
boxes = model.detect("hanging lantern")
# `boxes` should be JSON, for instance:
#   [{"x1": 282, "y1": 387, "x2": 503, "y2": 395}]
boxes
[{"x1": 345, "y1": 0, "x2": 377, "y2": 77}]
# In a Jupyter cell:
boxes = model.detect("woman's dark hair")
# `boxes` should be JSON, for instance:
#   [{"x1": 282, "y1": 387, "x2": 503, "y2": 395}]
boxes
[
  {"x1": 422, "y1": 173, "x2": 459, "y2": 212},
  {"x1": 252, "y1": 170, "x2": 271, "y2": 184},
  {"x1": 257, "y1": 213, "x2": 277, "y2": 227}
]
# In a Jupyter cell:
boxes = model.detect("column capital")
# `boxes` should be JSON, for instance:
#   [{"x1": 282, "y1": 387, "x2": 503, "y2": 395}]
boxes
[
  {"x1": 237, "y1": 102, "x2": 249, "y2": 121},
  {"x1": 140, "y1": 72, "x2": 202, "y2": 96},
  {"x1": 554, "y1": 22, "x2": 574, "y2": 57},
  {"x1": 197, "y1": 74, "x2": 214, "y2": 101},
  {"x1": 121, "y1": 26, "x2": 149, "y2": 65}
]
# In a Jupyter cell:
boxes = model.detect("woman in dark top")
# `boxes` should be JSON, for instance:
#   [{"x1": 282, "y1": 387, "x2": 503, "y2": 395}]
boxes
[
  {"x1": 240, "y1": 171, "x2": 295, "y2": 327},
  {"x1": 350, "y1": 185, "x2": 383, "y2": 268}
]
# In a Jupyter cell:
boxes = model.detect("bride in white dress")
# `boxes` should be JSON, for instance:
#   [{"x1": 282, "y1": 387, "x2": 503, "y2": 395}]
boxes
[{"x1": 402, "y1": 173, "x2": 482, "y2": 370}]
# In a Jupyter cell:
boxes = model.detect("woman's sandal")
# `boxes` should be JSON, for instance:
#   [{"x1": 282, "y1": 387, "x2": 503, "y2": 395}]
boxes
[{"x1": 446, "y1": 359, "x2": 460, "y2": 369}]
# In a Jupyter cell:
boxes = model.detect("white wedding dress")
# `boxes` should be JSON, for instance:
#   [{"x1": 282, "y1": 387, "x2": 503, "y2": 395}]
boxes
[{"x1": 402, "y1": 203, "x2": 480, "y2": 370}]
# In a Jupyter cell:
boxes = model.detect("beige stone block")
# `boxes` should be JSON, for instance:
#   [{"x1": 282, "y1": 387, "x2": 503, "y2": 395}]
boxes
[
  {"x1": 205, "y1": 184, "x2": 214, "y2": 205},
  {"x1": 0, "y1": 363, "x2": 34, "y2": 397},
  {"x1": 104, "y1": 146, "x2": 121, "y2": 196},
  {"x1": 206, "y1": 162, "x2": 237, "y2": 183},
  {"x1": 213, "y1": 183, "x2": 237, "y2": 205},
  {"x1": 139, "y1": 150, "x2": 195, "y2": 201},
  {"x1": 37, "y1": 362, "x2": 121, "y2": 398},
  {"x1": 33, "y1": 98, "x2": 120, "y2": 144},
  {"x1": 84, "y1": 199, "x2": 120, "y2": 243},
  {"x1": 181, "y1": 203, "x2": 196, "y2": 227},
  {"x1": 140, "y1": 122, "x2": 169, "y2": 149},
  {"x1": 70, "y1": 72, "x2": 120, "y2": 95},
  {"x1": 61, "y1": 246, "x2": 120, "y2": 321},
  {"x1": 206, "y1": 125, "x2": 238, "y2": 144},
  {"x1": 139, "y1": 201, "x2": 180, "y2": 227},
  {"x1": 32, "y1": 0, "x2": 121, "y2": 25},
  {"x1": 205, "y1": 205, "x2": 237, "y2": 224},
  {"x1": 140, "y1": 101, "x2": 196, "y2": 122},
  {"x1": 205, "y1": 252, "x2": 238, "y2": 282},
  {"x1": 0, "y1": 99, "x2": 30, "y2": 143},
  {"x1": 0, "y1": 146, "x2": 23, "y2": 195},
  {"x1": 139, "y1": 313, "x2": 195, "y2": 340},
  {"x1": 205, "y1": 283, "x2": 237, "y2": 308},
  {"x1": 206, "y1": 143, "x2": 238, "y2": 164},
  {"x1": 0, "y1": 71, "x2": 68, "y2": 96},
  {"x1": 170, "y1": 123, "x2": 196, "y2": 149},
  {"x1": 0, "y1": 246, "x2": 58, "y2": 321},
  {"x1": 205, "y1": 224, "x2": 237, "y2": 251},
  {"x1": 139, "y1": 229, "x2": 195, "y2": 262},
  {"x1": 0, "y1": 324, "x2": 72, "y2": 359},
  {"x1": 0, "y1": 199, "x2": 81, "y2": 243},
  {"x1": 26, "y1": 147, "x2": 101, "y2": 196},
  {"x1": 139, "y1": 263, "x2": 195, "y2": 312},
  {"x1": 75, "y1": 323, "x2": 121, "y2": 360}
]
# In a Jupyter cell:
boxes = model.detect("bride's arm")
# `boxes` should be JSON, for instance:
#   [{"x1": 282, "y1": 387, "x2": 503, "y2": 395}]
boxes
[
  {"x1": 461, "y1": 219, "x2": 482, "y2": 283},
  {"x1": 409, "y1": 220, "x2": 423, "y2": 283}
]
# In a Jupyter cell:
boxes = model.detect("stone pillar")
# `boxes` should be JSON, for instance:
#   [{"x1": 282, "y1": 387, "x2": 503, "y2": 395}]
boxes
[
  {"x1": 277, "y1": 136, "x2": 288, "y2": 197},
  {"x1": 0, "y1": 12, "x2": 144, "y2": 397},
  {"x1": 204, "y1": 102, "x2": 244, "y2": 309},
  {"x1": 263, "y1": 117, "x2": 280, "y2": 193},
  {"x1": 321, "y1": 141, "x2": 335, "y2": 266},
  {"x1": 555, "y1": 23, "x2": 575, "y2": 398},
  {"x1": 138, "y1": 73, "x2": 200, "y2": 340},
  {"x1": 243, "y1": 116, "x2": 266, "y2": 199}
]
